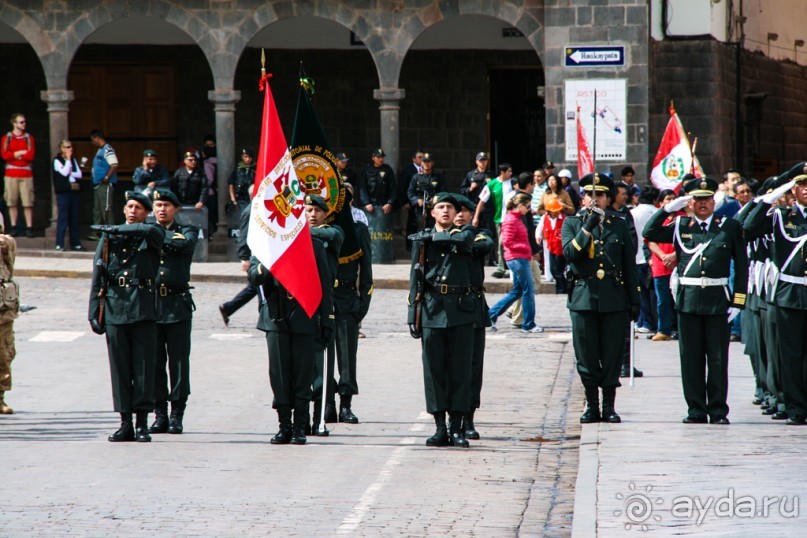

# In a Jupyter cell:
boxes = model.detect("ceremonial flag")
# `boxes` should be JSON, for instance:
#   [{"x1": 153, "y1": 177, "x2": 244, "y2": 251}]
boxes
[
  {"x1": 650, "y1": 104, "x2": 704, "y2": 191},
  {"x1": 247, "y1": 71, "x2": 322, "y2": 318},
  {"x1": 290, "y1": 70, "x2": 362, "y2": 263},
  {"x1": 576, "y1": 106, "x2": 594, "y2": 178}
]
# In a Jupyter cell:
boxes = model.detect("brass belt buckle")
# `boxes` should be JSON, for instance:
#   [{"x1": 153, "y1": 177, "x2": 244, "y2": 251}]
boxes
[
  {"x1": 440, "y1": 284, "x2": 448, "y2": 294},
  {"x1": 596, "y1": 269, "x2": 605, "y2": 280},
  {"x1": 159, "y1": 285, "x2": 168, "y2": 297},
  {"x1": 118, "y1": 276, "x2": 126, "y2": 287}
]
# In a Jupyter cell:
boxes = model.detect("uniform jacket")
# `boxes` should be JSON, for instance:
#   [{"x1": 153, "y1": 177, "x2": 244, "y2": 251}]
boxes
[
  {"x1": 744, "y1": 201, "x2": 807, "y2": 311},
  {"x1": 249, "y1": 226, "x2": 342, "y2": 337},
  {"x1": 0, "y1": 235, "x2": 18, "y2": 323},
  {"x1": 358, "y1": 163, "x2": 397, "y2": 207},
  {"x1": 644, "y1": 208, "x2": 748, "y2": 314},
  {"x1": 562, "y1": 210, "x2": 640, "y2": 313},
  {"x1": 88, "y1": 223, "x2": 163, "y2": 324},
  {"x1": 132, "y1": 164, "x2": 170, "y2": 192},
  {"x1": 407, "y1": 226, "x2": 476, "y2": 328},
  {"x1": 470, "y1": 228, "x2": 494, "y2": 328},
  {"x1": 228, "y1": 163, "x2": 255, "y2": 205},
  {"x1": 171, "y1": 167, "x2": 208, "y2": 206},
  {"x1": 155, "y1": 221, "x2": 199, "y2": 323},
  {"x1": 459, "y1": 169, "x2": 489, "y2": 206},
  {"x1": 334, "y1": 221, "x2": 373, "y2": 322}
]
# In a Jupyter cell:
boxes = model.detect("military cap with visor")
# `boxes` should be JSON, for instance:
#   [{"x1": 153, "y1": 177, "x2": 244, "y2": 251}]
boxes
[
  {"x1": 683, "y1": 176, "x2": 719, "y2": 197},
  {"x1": 579, "y1": 172, "x2": 614, "y2": 193}
]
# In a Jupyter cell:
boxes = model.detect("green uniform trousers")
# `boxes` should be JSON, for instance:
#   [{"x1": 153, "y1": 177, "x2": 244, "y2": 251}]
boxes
[
  {"x1": 762, "y1": 306, "x2": 786, "y2": 411},
  {"x1": 774, "y1": 306, "x2": 807, "y2": 418},
  {"x1": 471, "y1": 326, "x2": 485, "y2": 410},
  {"x1": 106, "y1": 320, "x2": 156, "y2": 413},
  {"x1": 570, "y1": 310, "x2": 625, "y2": 389},
  {"x1": 335, "y1": 313, "x2": 360, "y2": 397},
  {"x1": 677, "y1": 312, "x2": 730, "y2": 418},
  {"x1": 313, "y1": 342, "x2": 336, "y2": 403},
  {"x1": 266, "y1": 331, "x2": 315, "y2": 414},
  {"x1": 154, "y1": 320, "x2": 191, "y2": 403},
  {"x1": 421, "y1": 324, "x2": 474, "y2": 414}
]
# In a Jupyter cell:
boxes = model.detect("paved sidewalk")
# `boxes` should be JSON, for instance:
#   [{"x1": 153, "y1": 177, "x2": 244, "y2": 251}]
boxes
[{"x1": 572, "y1": 334, "x2": 807, "y2": 536}]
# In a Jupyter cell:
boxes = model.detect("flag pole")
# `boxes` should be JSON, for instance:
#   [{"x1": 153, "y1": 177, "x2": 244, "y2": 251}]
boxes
[{"x1": 592, "y1": 89, "x2": 597, "y2": 169}]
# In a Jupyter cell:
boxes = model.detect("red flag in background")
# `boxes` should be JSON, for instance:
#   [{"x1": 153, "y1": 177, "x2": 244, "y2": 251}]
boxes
[
  {"x1": 576, "y1": 106, "x2": 594, "y2": 178},
  {"x1": 650, "y1": 104, "x2": 704, "y2": 192},
  {"x1": 247, "y1": 72, "x2": 322, "y2": 317}
]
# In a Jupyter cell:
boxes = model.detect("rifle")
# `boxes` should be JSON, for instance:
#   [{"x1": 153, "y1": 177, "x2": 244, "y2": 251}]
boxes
[
  {"x1": 104, "y1": 183, "x2": 114, "y2": 224},
  {"x1": 413, "y1": 240, "x2": 426, "y2": 332},
  {"x1": 95, "y1": 233, "x2": 110, "y2": 326}
]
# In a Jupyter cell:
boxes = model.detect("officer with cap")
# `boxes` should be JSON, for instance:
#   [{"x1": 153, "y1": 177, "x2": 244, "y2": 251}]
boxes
[
  {"x1": 744, "y1": 163, "x2": 807, "y2": 425},
  {"x1": 459, "y1": 152, "x2": 490, "y2": 207},
  {"x1": 147, "y1": 188, "x2": 199, "y2": 435},
  {"x1": 171, "y1": 151, "x2": 208, "y2": 209},
  {"x1": 228, "y1": 148, "x2": 256, "y2": 211},
  {"x1": 453, "y1": 193, "x2": 494, "y2": 439},
  {"x1": 408, "y1": 192, "x2": 476, "y2": 448},
  {"x1": 358, "y1": 148, "x2": 397, "y2": 262},
  {"x1": 88, "y1": 191, "x2": 164, "y2": 442},
  {"x1": 335, "y1": 152, "x2": 359, "y2": 207},
  {"x1": 407, "y1": 152, "x2": 446, "y2": 231},
  {"x1": 132, "y1": 149, "x2": 170, "y2": 194},
  {"x1": 249, "y1": 193, "x2": 339, "y2": 445},
  {"x1": 305, "y1": 194, "x2": 344, "y2": 436},
  {"x1": 644, "y1": 176, "x2": 748, "y2": 425},
  {"x1": 562, "y1": 173, "x2": 640, "y2": 424}
]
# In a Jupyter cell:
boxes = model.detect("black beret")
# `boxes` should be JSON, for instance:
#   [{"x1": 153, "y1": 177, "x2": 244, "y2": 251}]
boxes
[
  {"x1": 151, "y1": 188, "x2": 181, "y2": 207},
  {"x1": 125, "y1": 190, "x2": 152, "y2": 210},
  {"x1": 431, "y1": 192, "x2": 461, "y2": 211},
  {"x1": 304, "y1": 194, "x2": 328, "y2": 211}
]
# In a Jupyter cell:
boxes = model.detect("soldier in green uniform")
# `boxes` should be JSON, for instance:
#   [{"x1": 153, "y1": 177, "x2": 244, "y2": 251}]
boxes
[
  {"x1": 562, "y1": 173, "x2": 639, "y2": 424},
  {"x1": 89, "y1": 191, "x2": 163, "y2": 442},
  {"x1": 743, "y1": 164, "x2": 807, "y2": 425},
  {"x1": 408, "y1": 192, "x2": 476, "y2": 448},
  {"x1": 644, "y1": 177, "x2": 748, "y2": 425},
  {"x1": 249, "y1": 194, "x2": 338, "y2": 445},
  {"x1": 331, "y1": 188, "x2": 373, "y2": 424},
  {"x1": 147, "y1": 189, "x2": 199, "y2": 435},
  {"x1": 454, "y1": 194, "x2": 494, "y2": 439},
  {"x1": 308, "y1": 195, "x2": 344, "y2": 436}
]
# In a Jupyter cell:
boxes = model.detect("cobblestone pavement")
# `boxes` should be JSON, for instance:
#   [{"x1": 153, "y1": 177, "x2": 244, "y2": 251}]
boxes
[{"x1": 2, "y1": 276, "x2": 579, "y2": 537}]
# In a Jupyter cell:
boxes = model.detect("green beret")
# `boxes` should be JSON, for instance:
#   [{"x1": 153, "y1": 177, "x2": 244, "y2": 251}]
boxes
[
  {"x1": 125, "y1": 190, "x2": 152, "y2": 211},
  {"x1": 304, "y1": 193, "x2": 328, "y2": 211},
  {"x1": 683, "y1": 177, "x2": 719, "y2": 197},
  {"x1": 453, "y1": 193, "x2": 476, "y2": 212},
  {"x1": 431, "y1": 192, "x2": 460, "y2": 211},
  {"x1": 143, "y1": 149, "x2": 157, "y2": 157},
  {"x1": 151, "y1": 188, "x2": 181, "y2": 207}
]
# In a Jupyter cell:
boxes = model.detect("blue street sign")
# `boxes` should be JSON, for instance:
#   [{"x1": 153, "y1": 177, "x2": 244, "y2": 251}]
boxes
[{"x1": 565, "y1": 46, "x2": 625, "y2": 67}]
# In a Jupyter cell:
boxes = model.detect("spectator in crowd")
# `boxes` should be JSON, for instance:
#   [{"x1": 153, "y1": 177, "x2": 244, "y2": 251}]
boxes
[
  {"x1": 1, "y1": 113, "x2": 35, "y2": 237},
  {"x1": 506, "y1": 173, "x2": 541, "y2": 327},
  {"x1": 631, "y1": 185, "x2": 660, "y2": 334},
  {"x1": 87, "y1": 129, "x2": 118, "y2": 240},
  {"x1": 334, "y1": 153, "x2": 358, "y2": 207},
  {"x1": 487, "y1": 193, "x2": 543, "y2": 334},
  {"x1": 202, "y1": 143, "x2": 218, "y2": 236},
  {"x1": 473, "y1": 163, "x2": 514, "y2": 278},
  {"x1": 620, "y1": 166, "x2": 641, "y2": 206},
  {"x1": 559, "y1": 168, "x2": 582, "y2": 212},
  {"x1": 51, "y1": 139, "x2": 85, "y2": 252},
  {"x1": 541, "y1": 197, "x2": 566, "y2": 294},
  {"x1": 646, "y1": 189, "x2": 680, "y2": 341}
]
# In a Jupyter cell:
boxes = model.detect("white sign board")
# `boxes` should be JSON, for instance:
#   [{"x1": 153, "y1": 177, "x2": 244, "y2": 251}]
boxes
[{"x1": 564, "y1": 79, "x2": 627, "y2": 162}]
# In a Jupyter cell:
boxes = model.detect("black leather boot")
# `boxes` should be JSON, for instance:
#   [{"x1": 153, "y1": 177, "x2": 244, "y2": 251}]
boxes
[
  {"x1": 291, "y1": 407, "x2": 308, "y2": 445},
  {"x1": 448, "y1": 412, "x2": 470, "y2": 448},
  {"x1": 325, "y1": 398, "x2": 338, "y2": 423},
  {"x1": 339, "y1": 395, "x2": 359, "y2": 424},
  {"x1": 271, "y1": 407, "x2": 293, "y2": 444},
  {"x1": 168, "y1": 400, "x2": 186, "y2": 434},
  {"x1": 580, "y1": 386, "x2": 601, "y2": 423},
  {"x1": 108, "y1": 412, "x2": 135, "y2": 442},
  {"x1": 311, "y1": 400, "x2": 330, "y2": 436},
  {"x1": 135, "y1": 411, "x2": 152, "y2": 442},
  {"x1": 601, "y1": 386, "x2": 621, "y2": 423},
  {"x1": 426, "y1": 412, "x2": 449, "y2": 447},
  {"x1": 462, "y1": 410, "x2": 480, "y2": 440},
  {"x1": 149, "y1": 401, "x2": 169, "y2": 434}
]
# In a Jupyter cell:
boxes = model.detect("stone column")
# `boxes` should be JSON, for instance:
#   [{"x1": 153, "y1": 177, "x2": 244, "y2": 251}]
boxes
[
  {"x1": 207, "y1": 89, "x2": 241, "y2": 232},
  {"x1": 372, "y1": 87, "x2": 405, "y2": 264},
  {"x1": 40, "y1": 89, "x2": 74, "y2": 241}
]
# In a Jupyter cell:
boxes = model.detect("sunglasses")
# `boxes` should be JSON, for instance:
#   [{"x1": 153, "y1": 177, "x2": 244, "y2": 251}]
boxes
[{"x1": 62, "y1": 145, "x2": 72, "y2": 149}]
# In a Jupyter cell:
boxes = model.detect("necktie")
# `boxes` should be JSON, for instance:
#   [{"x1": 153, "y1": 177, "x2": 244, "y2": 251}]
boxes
[{"x1": 700, "y1": 222, "x2": 708, "y2": 234}]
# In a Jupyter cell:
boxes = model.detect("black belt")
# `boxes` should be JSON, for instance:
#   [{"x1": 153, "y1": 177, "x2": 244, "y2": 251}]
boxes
[
  {"x1": 115, "y1": 277, "x2": 153, "y2": 288},
  {"x1": 337, "y1": 279, "x2": 357, "y2": 290},
  {"x1": 158, "y1": 284, "x2": 191, "y2": 297},
  {"x1": 427, "y1": 283, "x2": 472, "y2": 295}
]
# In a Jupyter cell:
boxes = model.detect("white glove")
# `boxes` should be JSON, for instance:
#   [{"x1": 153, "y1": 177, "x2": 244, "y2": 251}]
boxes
[
  {"x1": 759, "y1": 179, "x2": 796, "y2": 204},
  {"x1": 663, "y1": 195, "x2": 693, "y2": 213},
  {"x1": 727, "y1": 307, "x2": 741, "y2": 323}
]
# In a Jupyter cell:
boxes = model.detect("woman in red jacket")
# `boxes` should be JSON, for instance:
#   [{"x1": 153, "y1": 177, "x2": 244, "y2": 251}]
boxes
[{"x1": 487, "y1": 193, "x2": 543, "y2": 333}]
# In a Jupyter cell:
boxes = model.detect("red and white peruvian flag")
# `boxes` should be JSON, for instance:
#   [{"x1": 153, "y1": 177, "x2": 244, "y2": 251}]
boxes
[
  {"x1": 576, "y1": 106, "x2": 594, "y2": 178},
  {"x1": 650, "y1": 104, "x2": 704, "y2": 192},
  {"x1": 248, "y1": 73, "x2": 322, "y2": 318}
]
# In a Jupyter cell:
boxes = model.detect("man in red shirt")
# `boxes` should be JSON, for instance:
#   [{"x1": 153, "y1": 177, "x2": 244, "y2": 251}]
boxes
[{"x1": 1, "y1": 113, "x2": 35, "y2": 237}]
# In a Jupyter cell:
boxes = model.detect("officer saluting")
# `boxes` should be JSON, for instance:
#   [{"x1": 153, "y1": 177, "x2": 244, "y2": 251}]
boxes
[
  {"x1": 408, "y1": 193, "x2": 476, "y2": 448},
  {"x1": 148, "y1": 188, "x2": 199, "y2": 435},
  {"x1": 643, "y1": 177, "x2": 748, "y2": 425},
  {"x1": 562, "y1": 173, "x2": 639, "y2": 424},
  {"x1": 743, "y1": 164, "x2": 807, "y2": 425}
]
